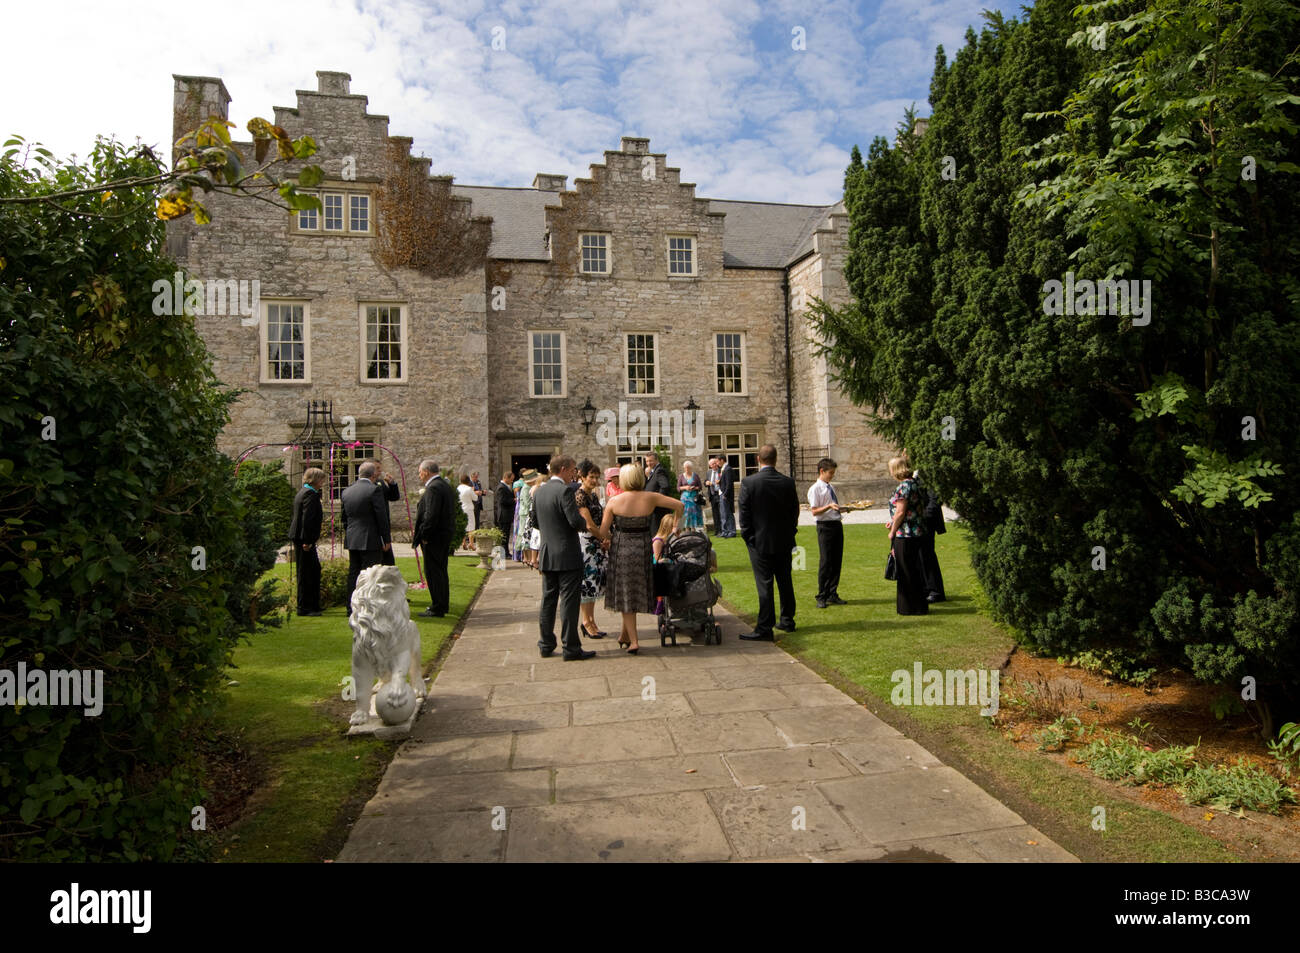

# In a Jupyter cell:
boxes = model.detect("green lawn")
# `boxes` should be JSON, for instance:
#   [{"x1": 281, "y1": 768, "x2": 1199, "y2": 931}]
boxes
[
  {"x1": 211, "y1": 554, "x2": 486, "y2": 862},
  {"x1": 713, "y1": 525, "x2": 1236, "y2": 862}
]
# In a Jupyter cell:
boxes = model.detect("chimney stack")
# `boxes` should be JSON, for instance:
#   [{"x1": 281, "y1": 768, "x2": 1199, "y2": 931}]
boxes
[
  {"x1": 172, "y1": 75, "x2": 231, "y2": 163},
  {"x1": 316, "y1": 71, "x2": 352, "y2": 95},
  {"x1": 532, "y1": 173, "x2": 567, "y2": 192}
]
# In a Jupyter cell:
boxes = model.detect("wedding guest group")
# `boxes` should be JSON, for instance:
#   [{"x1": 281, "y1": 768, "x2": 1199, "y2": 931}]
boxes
[
  {"x1": 411, "y1": 459, "x2": 456, "y2": 618},
  {"x1": 738, "y1": 444, "x2": 800, "y2": 641},
  {"x1": 341, "y1": 460, "x2": 393, "y2": 613},
  {"x1": 533, "y1": 455, "x2": 596, "y2": 660},
  {"x1": 807, "y1": 457, "x2": 846, "y2": 609}
]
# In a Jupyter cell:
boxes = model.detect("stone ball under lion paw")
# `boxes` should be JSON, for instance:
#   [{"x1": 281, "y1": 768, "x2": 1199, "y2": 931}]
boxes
[{"x1": 376, "y1": 682, "x2": 417, "y2": 725}]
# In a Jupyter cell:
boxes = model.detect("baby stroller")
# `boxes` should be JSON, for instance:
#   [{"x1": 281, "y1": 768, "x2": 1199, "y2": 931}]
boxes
[{"x1": 655, "y1": 530, "x2": 724, "y2": 646}]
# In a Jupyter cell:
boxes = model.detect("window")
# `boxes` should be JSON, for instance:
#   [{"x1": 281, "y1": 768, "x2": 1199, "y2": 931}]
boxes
[
  {"x1": 349, "y1": 194, "x2": 369, "y2": 232},
  {"x1": 323, "y1": 193, "x2": 344, "y2": 231},
  {"x1": 293, "y1": 189, "x2": 372, "y2": 234},
  {"x1": 715, "y1": 332, "x2": 745, "y2": 394},
  {"x1": 707, "y1": 431, "x2": 761, "y2": 479},
  {"x1": 580, "y1": 233, "x2": 609, "y2": 274},
  {"x1": 667, "y1": 235, "x2": 695, "y2": 276},
  {"x1": 626, "y1": 333, "x2": 657, "y2": 396},
  {"x1": 529, "y1": 330, "x2": 566, "y2": 397},
  {"x1": 361, "y1": 304, "x2": 407, "y2": 382},
  {"x1": 615, "y1": 436, "x2": 654, "y2": 467},
  {"x1": 261, "y1": 301, "x2": 309, "y2": 383}
]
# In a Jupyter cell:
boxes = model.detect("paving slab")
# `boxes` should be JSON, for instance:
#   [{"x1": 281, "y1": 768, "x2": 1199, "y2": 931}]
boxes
[
  {"x1": 777, "y1": 682, "x2": 859, "y2": 707},
  {"x1": 505, "y1": 792, "x2": 732, "y2": 862},
  {"x1": 489, "y1": 675, "x2": 609, "y2": 707},
  {"x1": 707, "y1": 782, "x2": 863, "y2": 859},
  {"x1": 834, "y1": 738, "x2": 942, "y2": 774},
  {"x1": 766, "y1": 705, "x2": 902, "y2": 744},
  {"x1": 410, "y1": 702, "x2": 569, "y2": 740},
  {"x1": 723, "y1": 746, "x2": 856, "y2": 785},
  {"x1": 605, "y1": 668, "x2": 721, "y2": 697},
  {"x1": 710, "y1": 660, "x2": 826, "y2": 689},
  {"x1": 666, "y1": 710, "x2": 789, "y2": 754},
  {"x1": 687, "y1": 686, "x2": 794, "y2": 714},
  {"x1": 387, "y1": 734, "x2": 514, "y2": 776},
  {"x1": 555, "y1": 754, "x2": 733, "y2": 802},
  {"x1": 571, "y1": 692, "x2": 694, "y2": 725},
  {"x1": 819, "y1": 767, "x2": 1027, "y2": 843},
  {"x1": 512, "y1": 721, "x2": 677, "y2": 768},
  {"x1": 424, "y1": 684, "x2": 492, "y2": 711},
  {"x1": 368, "y1": 767, "x2": 552, "y2": 813}
]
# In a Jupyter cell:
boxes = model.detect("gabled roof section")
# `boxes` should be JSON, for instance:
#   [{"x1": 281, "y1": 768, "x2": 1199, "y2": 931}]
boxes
[{"x1": 449, "y1": 185, "x2": 840, "y2": 267}]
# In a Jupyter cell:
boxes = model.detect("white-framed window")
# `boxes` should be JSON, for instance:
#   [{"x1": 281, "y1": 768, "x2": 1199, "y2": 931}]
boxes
[
  {"x1": 625, "y1": 332, "x2": 658, "y2": 396},
  {"x1": 330, "y1": 437, "x2": 379, "y2": 497},
  {"x1": 349, "y1": 194, "x2": 369, "y2": 232},
  {"x1": 615, "y1": 435, "x2": 654, "y2": 468},
  {"x1": 715, "y1": 331, "x2": 746, "y2": 395},
  {"x1": 529, "y1": 330, "x2": 566, "y2": 397},
  {"x1": 667, "y1": 234, "x2": 696, "y2": 276},
  {"x1": 293, "y1": 190, "x2": 372, "y2": 234},
  {"x1": 360, "y1": 303, "x2": 407, "y2": 383},
  {"x1": 580, "y1": 233, "x2": 609, "y2": 274},
  {"x1": 323, "y1": 193, "x2": 344, "y2": 231},
  {"x1": 707, "y1": 431, "x2": 761, "y2": 479},
  {"x1": 260, "y1": 300, "x2": 310, "y2": 383}
]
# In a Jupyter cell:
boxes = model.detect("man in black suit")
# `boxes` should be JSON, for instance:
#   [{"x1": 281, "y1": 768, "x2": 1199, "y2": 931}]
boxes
[
  {"x1": 377, "y1": 466, "x2": 402, "y2": 566},
  {"x1": 288, "y1": 467, "x2": 326, "y2": 616},
  {"x1": 494, "y1": 471, "x2": 515, "y2": 556},
  {"x1": 411, "y1": 459, "x2": 457, "y2": 617},
  {"x1": 643, "y1": 452, "x2": 674, "y2": 529},
  {"x1": 738, "y1": 444, "x2": 800, "y2": 641},
  {"x1": 717, "y1": 455, "x2": 738, "y2": 537},
  {"x1": 471, "y1": 471, "x2": 485, "y2": 530},
  {"x1": 341, "y1": 460, "x2": 392, "y2": 613},
  {"x1": 533, "y1": 455, "x2": 595, "y2": 660}
]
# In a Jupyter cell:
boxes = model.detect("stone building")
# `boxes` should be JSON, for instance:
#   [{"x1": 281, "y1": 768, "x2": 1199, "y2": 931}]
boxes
[{"x1": 168, "y1": 70, "x2": 897, "y2": 530}]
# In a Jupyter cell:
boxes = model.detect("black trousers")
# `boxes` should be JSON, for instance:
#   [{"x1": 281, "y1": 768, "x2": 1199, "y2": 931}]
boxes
[
  {"x1": 816, "y1": 521, "x2": 844, "y2": 601},
  {"x1": 380, "y1": 544, "x2": 396, "y2": 566},
  {"x1": 346, "y1": 548, "x2": 382, "y2": 612},
  {"x1": 296, "y1": 544, "x2": 321, "y2": 613},
  {"x1": 748, "y1": 545, "x2": 795, "y2": 635},
  {"x1": 539, "y1": 567, "x2": 583, "y2": 656},
  {"x1": 892, "y1": 535, "x2": 929, "y2": 615},
  {"x1": 473, "y1": 505, "x2": 482, "y2": 530},
  {"x1": 708, "y1": 490, "x2": 722, "y2": 534},
  {"x1": 920, "y1": 530, "x2": 945, "y2": 601},
  {"x1": 423, "y1": 538, "x2": 450, "y2": 615}
]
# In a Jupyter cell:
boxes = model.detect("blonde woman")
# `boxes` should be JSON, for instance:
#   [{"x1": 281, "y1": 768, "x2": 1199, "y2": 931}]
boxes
[
  {"x1": 597, "y1": 463, "x2": 683, "y2": 653},
  {"x1": 887, "y1": 456, "x2": 929, "y2": 615}
]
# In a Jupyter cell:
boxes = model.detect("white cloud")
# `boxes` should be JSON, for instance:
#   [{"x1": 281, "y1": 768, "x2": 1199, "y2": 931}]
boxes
[{"x1": 2, "y1": 0, "x2": 1020, "y2": 205}]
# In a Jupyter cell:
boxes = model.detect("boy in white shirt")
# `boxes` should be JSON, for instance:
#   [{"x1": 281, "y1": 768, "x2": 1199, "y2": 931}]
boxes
[{"x1": 807, "y1": 457, "x2": 846, "y2": 608}]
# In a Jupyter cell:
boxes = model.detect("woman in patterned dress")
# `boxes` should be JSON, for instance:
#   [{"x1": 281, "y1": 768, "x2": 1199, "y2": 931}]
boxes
[
  {"x1": 575, "y1": 460, "x2": 608, "y2": 639},
  {"x1": 677, "y1": 461, "x2": 703, "y2": 530},
  {"x1": 513, "y1": 468, "x2": 537, "y2": 563},
  {"x1": 886, "y1": 456, "x2": 929, "y2": 615},
  {"x1": 597, "y1": 463, "x2": 683, "y2": 654}
]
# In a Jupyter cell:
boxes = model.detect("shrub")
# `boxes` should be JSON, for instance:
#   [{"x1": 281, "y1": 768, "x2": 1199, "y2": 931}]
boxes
[
  {"x1": 0, "y1": 137, "x2": 279, "y2": 860},
  {"x1": 319, "y1": 559, "x2": 351, "y2": 609}
]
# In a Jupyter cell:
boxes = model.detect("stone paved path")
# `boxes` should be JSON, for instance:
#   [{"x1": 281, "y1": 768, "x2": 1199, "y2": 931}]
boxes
[{"x1": 338, "y1": 561, "x2": 1077, "y2": 863}]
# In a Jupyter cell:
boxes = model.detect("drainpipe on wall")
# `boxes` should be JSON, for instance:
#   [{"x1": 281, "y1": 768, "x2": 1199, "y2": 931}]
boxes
[{"x1": 782, "y1": 276, "x2": 795, "y2": 477}]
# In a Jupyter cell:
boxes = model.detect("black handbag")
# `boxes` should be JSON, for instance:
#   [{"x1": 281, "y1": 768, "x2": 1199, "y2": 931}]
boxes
[{"x1": 885, "y1": 548, "x2": 898, "y2": 580}]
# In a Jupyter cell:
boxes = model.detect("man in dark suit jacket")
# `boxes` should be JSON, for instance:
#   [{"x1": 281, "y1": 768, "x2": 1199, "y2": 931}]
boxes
[
  {"x1": 494, "y1": 471, "x2": 515, "y2": 556},
  {"x1": 377, "y1": 467, "x2": 402, "y2": 566},
  {"x1": 738, "y1": 444, "x2": 800, "y2": 641},
  {"x1": 643, "y1": 452, "x2": 674, "y2": 530},
  {"x1": 533, "y1": 455, "x2": 595, "y2": 661},
  {"x1": 411, "y1": 459, "x2": 457, "y2": 617},
  {"x1": 341, "y1": 461, "x2": 392, "y2": 613},
  {"x1": 287, "y1": 467, "x2": 326, "y2": 616},
  {"x1": 717, "y1": 456, "x2": 738, "y2": 537}
]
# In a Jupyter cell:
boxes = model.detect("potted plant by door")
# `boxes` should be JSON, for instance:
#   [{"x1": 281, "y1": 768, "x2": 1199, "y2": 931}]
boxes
[{"x1": 471, "y1": 527, "x2": 505, "y2": 569}]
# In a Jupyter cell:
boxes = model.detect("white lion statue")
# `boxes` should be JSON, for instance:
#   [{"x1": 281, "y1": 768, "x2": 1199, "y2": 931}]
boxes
[{"x1": 348, "y1": 565, "x2": 426, "y2": 727}]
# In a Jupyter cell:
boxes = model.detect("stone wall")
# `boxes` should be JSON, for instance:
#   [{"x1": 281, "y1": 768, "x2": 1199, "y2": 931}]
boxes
[
  {"x1": 169, "y1": 72, "x2": 491, "y2": 525},
  {"x1": 485, "y1": 138, "x2": 791, "y2": 481}
]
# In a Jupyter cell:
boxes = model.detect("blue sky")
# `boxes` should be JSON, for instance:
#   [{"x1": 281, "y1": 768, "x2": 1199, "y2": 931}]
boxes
[{"x1": 4, "y1": 0, "x2": 1028, "y2": 204}]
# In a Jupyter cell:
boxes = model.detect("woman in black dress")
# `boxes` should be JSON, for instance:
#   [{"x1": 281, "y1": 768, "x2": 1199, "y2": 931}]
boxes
[
  {"x1": 887, "y1": 457, "x2": 929, "y2": 615},
  {"x1": 597, "y1": 463, "x2": 683, "y2": 653},
  {"x1": 575, "y1": 459, "x2": 608, "y2": 639}
]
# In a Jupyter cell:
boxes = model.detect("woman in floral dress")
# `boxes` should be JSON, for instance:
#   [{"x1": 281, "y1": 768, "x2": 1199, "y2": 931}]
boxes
[
  {"x1": 678, "y1": 461, "x2": 703, "y2": 530},
  {"x1": 886, "y1": 456, "x2": 929, "y2": 615},
  {"x1": 574, "y1": 460, "x2": 608, "y2": 638}
]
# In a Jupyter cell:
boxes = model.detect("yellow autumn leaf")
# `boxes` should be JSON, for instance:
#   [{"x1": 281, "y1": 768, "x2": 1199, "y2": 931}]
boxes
[
  {"x1": 101, "y1": 190, "x2": 113, "y2": 203},
  {"x1": 1203, "y1": 812, "x2": 1214, "y2": 821},
  {"x1": 156, "y1": 194, "x2": 192, "y2": 220}
]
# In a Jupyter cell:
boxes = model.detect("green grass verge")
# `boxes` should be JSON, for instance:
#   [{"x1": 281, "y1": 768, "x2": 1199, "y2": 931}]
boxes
[
  {"x1": 211, "y1": 555, "x2": 486, "y2": 862},
  {"x1": 712, "y1": 524, "x2": 1235, "y2": 862}
]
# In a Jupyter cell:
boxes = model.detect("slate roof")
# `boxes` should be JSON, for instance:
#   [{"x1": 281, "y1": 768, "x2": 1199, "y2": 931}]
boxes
[{"x1": 450, "y1": 184, "x2": 837, "y2": 268}]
